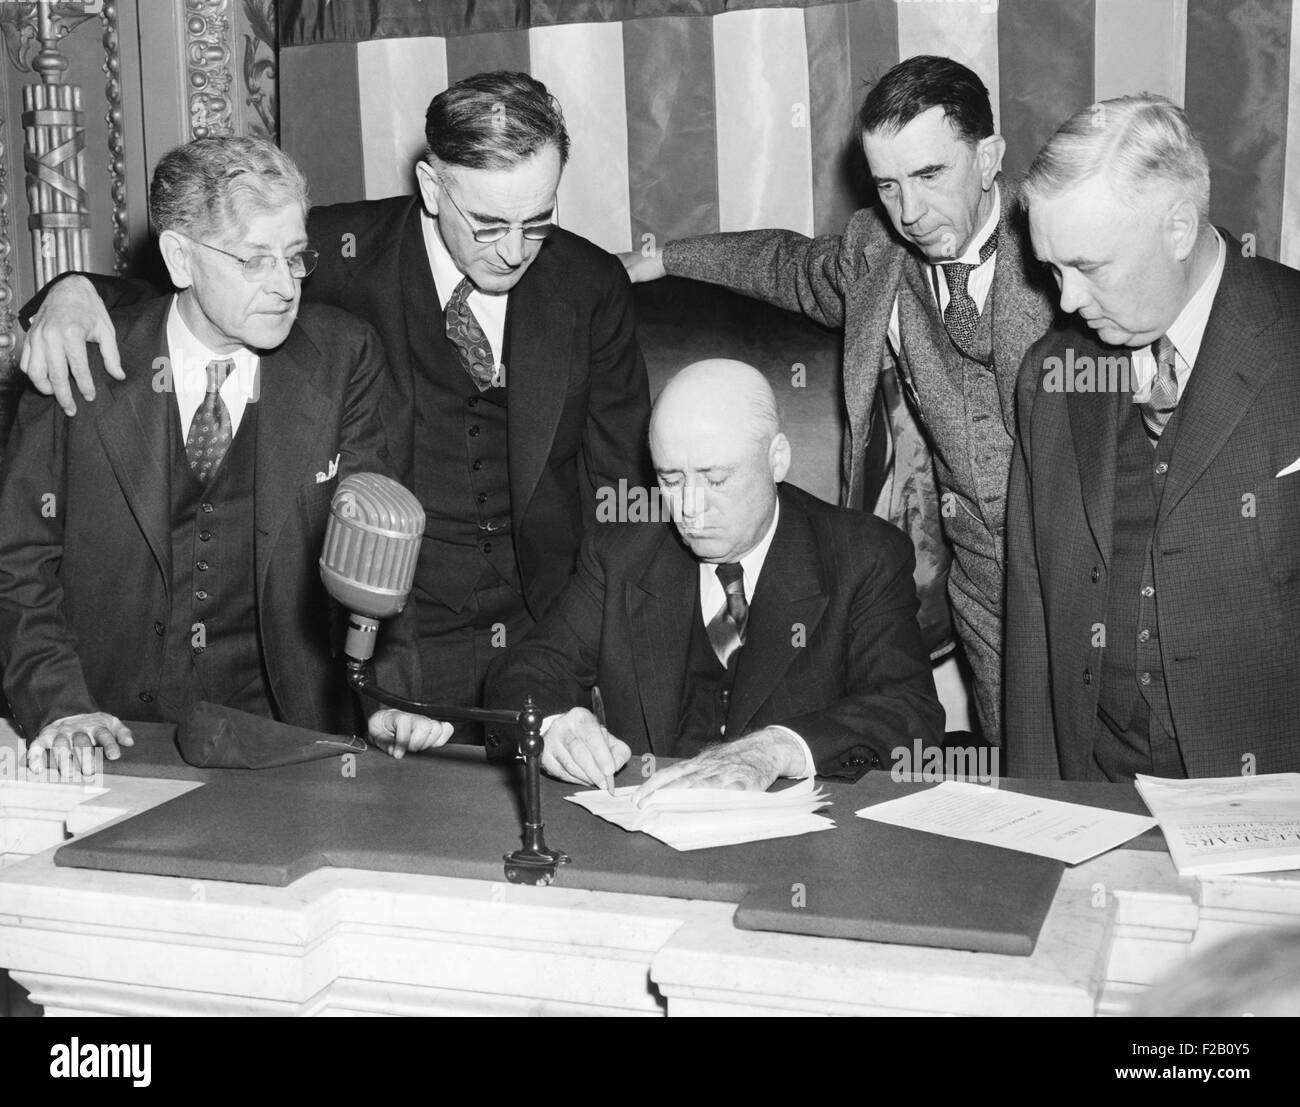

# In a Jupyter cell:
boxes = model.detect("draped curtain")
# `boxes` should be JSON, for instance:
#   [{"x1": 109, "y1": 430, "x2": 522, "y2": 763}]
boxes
[{"x1": 277, "y1": 0, "x2": 1299, "y2": 267}]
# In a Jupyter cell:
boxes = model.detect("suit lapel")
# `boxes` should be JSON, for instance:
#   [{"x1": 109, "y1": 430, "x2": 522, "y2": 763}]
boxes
[
  {"x1": 253, "y1": 325, "x2": 331, "y2": 596},
  {"x1": 1158, "y1": 243, "x2": 1282, "y2": 526},
  {"x1": 93, "y1": 299, "x2": 176, "y2": 588},
  {"x1": 1065, "y1": 332, "x2": 1124, "y2": 568},
  {"x1": 624, "y1": 528, "x2": 696, "y2": 753},
  {"x1": 727, "y1": 490, "x2": 829, "y2": 734},
  {"x1": 502, "y1": 244, "x2": 574, "y2": 528}
]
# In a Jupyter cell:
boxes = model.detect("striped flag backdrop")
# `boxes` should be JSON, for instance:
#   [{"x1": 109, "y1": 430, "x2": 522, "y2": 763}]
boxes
[{"x1": 279, "y1": 0, "x2": 1300, "y2": 267}]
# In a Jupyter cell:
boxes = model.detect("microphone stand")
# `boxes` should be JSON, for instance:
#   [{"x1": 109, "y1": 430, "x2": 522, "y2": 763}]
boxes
[{"x1": 345, "y1": 658, "x2": 570, "y2": 886}]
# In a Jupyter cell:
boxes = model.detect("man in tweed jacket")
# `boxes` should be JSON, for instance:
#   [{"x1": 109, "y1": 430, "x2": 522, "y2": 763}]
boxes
[
  {"x1": 1008, "y1": 95, "x2": 1300, "y2": 779},
  {"x1": 627, "y1": 57, "x2": 1056, "y2": 745}
]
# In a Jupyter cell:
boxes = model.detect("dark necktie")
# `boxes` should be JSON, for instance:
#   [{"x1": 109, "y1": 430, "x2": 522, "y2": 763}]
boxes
[
  {"x1": 941, "y1": 228, "x2": 999, "y2": 347},
  {"x1": 1140, "y1": 335, "x2": 1179, "y2": 443},
  {"x1": 706, "y1": 562, "x2": 748, "y2": 667},
  {"x1": 186, "y1": 358, "x2": 234, "y2": 484},
  {"x1": 445, "y1": 277, "x2": 498, "y2": 391}
]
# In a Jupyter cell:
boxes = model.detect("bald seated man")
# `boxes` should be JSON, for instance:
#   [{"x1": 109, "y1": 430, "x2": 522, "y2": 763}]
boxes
[{"x1": 482, "y1": 360, "x2": 943, "y2": 794}]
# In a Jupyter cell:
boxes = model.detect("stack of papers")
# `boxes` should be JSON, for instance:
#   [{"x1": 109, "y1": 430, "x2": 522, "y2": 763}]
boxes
[
  {"x1": 565, "y1": 776, "x2": 834, "y2": 851},
  {"x1": 856, "y1": 781, "x2": 1157, "y2": 864},
  {"x1": 1135, "y1": 773, "x2": 1300, "y2": 877}
]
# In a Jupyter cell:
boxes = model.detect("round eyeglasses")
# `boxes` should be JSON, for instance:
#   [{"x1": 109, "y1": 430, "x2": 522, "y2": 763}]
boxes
[
  {"x1": 191, "y1": 239, "x2": 320, "y2": 281},
  {"x1": 438, "y1": 179, "x2": 558, "y2": 243}
]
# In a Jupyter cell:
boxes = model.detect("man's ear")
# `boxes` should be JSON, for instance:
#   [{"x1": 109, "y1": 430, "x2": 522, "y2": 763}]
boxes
[
  {"x1": 415, "y1": 159, "x2": 441, "y2": 217},
  {"x1": 1166, "y1": 195, "x2": 1201, "y2": 262},
  {"x1": 158, "y1": 230, "x2": 195, "y2": 290},
  {"x1": 977, "y1": 134, "x2": 1006, "y2": 189},
  {"x1": 769, "y1": 432, "x2": 792, "y2": 484}
]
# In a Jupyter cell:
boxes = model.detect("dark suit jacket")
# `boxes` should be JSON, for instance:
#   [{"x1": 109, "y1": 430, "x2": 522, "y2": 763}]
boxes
[
  {"x1": 20, "y1": 196, "x2": 653, "y2": 623},
  {"x1": 303, "y1": 196, "x2": 652, "y2": 619},
  {"x1": 1005, "y1": 240, "x2": 1300, "y2": 779},
  {"x1": 664, "y1": 179, "x2": 1058, "y2": 664},
  {"x1": 0, "y1": 296, "x2": 419, "y2": 738},
  {"x1": 485, "y1": 483, "x2": 944, "y2": 776}
]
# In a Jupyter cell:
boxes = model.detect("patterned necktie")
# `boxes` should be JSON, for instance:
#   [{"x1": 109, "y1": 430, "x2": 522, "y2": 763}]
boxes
[
  {"x1": 186, "y1": 358, "x2": 234, "y2": 484},
  {"x1": 941, "y1": 228, "x2": 999, "y2": 348},
  {"x1": 1140, "y1": 335, "x2": 1179, "y2": 443},
  {"x1": 706, "y1": 562, "x2": 748, "y2": 667},
  {"x1": 445, "y1": 277, "x2": 498, "y2": 391}
]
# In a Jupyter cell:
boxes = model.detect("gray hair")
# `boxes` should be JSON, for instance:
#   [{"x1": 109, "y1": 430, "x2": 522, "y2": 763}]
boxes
[
  {"x1": 149, "y1": 135, "x2": 310, "y2": 240},
  {"x1": 1021, "y1": 94, "x2": 1210, "y2": 221}
]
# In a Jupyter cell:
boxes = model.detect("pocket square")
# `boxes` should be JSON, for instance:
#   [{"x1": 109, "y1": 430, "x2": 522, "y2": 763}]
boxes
[
  {"x1": 315, "y1": 453, "x2": 340, "y2": 483},
  {"x1": 1277, "y1": 456, "x2": 1300, "y2": 478}
]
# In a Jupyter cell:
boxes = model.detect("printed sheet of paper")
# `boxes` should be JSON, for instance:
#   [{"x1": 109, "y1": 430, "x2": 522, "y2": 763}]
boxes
[
  {"x1": 1135, "y1": 773, "x2": 1300, "y2": 877},
  {"x1": 856, "y1": 781, "x2": 1156, "y2": 864},
  {"x1": 566, "y1": 775, "x2": 835, "y2": 851}
]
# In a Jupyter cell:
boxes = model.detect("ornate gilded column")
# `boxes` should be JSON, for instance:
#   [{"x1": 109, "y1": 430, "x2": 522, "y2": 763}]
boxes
[
  {"x1": 21, "y1": 1, "x2": 93, "y2": 286},
  {"x1": 101, "y1": 0, "x2": 127, "y2": 274}
]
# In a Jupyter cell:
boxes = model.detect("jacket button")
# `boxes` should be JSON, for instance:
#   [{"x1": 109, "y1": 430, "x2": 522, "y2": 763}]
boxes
[
  {"x1": 486, "y1": 730, "x2": 500, "y2": 748},
  {"x1": 196, "y1": 560, "x2": 210, "y2": 571},
  {"x1": 481, "y1": 542, "x2": 492, "y2": 554},
  {"x1": 468, "y1": 425, "x2": 480, "y2": 437},
  {"x1": 153, "y1": 621, "x2": 165, "y2": 636},
  {"x1": 1091, "y1": 566, "x2": 1100, "y2": 583},
  {"x1": 847, "y1": 757, "x2": 864, "y2": 767},
  {"x1": 1083, "y1": 667, "x2": 1092, "y2": 685},
  {"x1": 201, "y1": 502, "x2": 214, "y2": 513},
  {"x1": 138, "y1": 691, "x2": 154, "y2": 703},
  {"x1": 476, "y1": 493, "x2": 487, "y2": 504}
]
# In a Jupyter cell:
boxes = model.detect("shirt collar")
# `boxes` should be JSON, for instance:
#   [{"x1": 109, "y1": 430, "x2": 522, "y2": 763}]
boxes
[
  {"x1": 165, "y1": 296, "x2": 259, "y2": 389},
  {"x1": 421, "y1": 208, "x2": 470, "y2": 309},
  {"x1": 944, "y1": 183, "x2": 1001, "y2": 268},
  {"x1": 1163, "y1": 228, "x2": 1226, "y2": 369},
  {"x1": 719, "y1": 496, "x2": 781, "y2": 596}
]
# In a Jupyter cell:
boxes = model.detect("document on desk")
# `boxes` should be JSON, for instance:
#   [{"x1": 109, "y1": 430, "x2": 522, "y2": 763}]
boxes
[
  {"x1": 856, "y1": 781, "x2": 1157, "y2": 865},
  {"x1": 1135, "y1": 772, "x2": 1300, "y2": 877},
  {"x1": 566, "y1": 776, "x2": 835, "y2": 851}
]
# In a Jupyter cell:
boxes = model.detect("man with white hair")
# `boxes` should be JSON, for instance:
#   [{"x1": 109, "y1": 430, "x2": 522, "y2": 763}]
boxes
[
  {"x1": 484, "y1": 359, "x2": 943, "y2": 793},
  {"x1": 1007, "y1": 94, "x2": 1300, "y2": 780}
]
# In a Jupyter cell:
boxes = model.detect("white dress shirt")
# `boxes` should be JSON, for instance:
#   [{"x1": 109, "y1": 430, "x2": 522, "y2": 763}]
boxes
[
  {"x1": 421, "y1": 209, "x2": 509, "y2": 371},
  {"x1": 887, "y1": 183, "x2": 1002, "y2": 355},
  {"x1": 167, "y1": 298, "x2": 260, "y2": 437},
  {"x1": 697, "y1": 500, "x2": 817, "y2": 779},
  {"x1": 1129, "y1": 228, "x2": 1226, "y2": 405}
]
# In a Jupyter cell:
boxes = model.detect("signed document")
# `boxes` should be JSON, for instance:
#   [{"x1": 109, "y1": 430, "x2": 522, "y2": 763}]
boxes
[
  {"x1": 566, "y1": 776, "x2": 834, "y2": 851},
  {"x1": 856, "y1": 781, "x2": 1156, "y2": 865},
  {"x1": 1135, "y1": 772, "x2": 1300, "y2": 877}
]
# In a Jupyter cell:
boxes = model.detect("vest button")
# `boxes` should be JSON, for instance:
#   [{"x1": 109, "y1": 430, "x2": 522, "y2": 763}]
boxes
[
  {"x1": 1083, "y1": 667, "x2": 1092, "y2": 685},
  {"x1": 468, "y1": 398, "x2": 479, "y2": 409},
  {"x1": 153, "y1": 621, "x2": 164, "y2": 636},
  {"x1": 1155, "y1": 462, "x2": 1168, "y2": 475},
  {"x1": 1141, "y1": 585, "x2": 1155, "y2": 597},
  {"x1": 1139, "y1": 671, "x2": 1152, "y2": 686},
  {"x1": 201, "y1": 502, "x2": 214, "y2": 513},
  {"x1": 1138, "y1": 628, "x2": 1150, "y2": 643},
  {"x1": 195, "y1": 589, "x2": 208, "y2": 600},
  {"x1": 193, "y1": 645, "x2": 205, "y2": 655},
  {"x1": 719, "y1": 688, "x2": 729, "y2": 704},
  {"x1": 196, "y1": 560, "x2": 209, "y2": 571},
  {"x1": 481, "y1": 542, "x2": 493, "y2": 554},
  {"x1": 199, "y1": 529, "x2": 212, "y2": 541},
  {"x1": 468, "y1": 425, "x2": 480, "y2": 437},
  {"x1": 476, "y1": 493, "x2": 487, "y2": 504},
  {"x1": 486, "y1": 730, "x2": 500, "y2": 748},
  {"x1": 138, "y1": 691, "x2": 153, "y2": 703},
  {"x1": 472, "y1": 459, "x2": 483, "y2": 471},
  {"x1": 1091, "y1": 566, "x2": 1100, "y2": 583}
]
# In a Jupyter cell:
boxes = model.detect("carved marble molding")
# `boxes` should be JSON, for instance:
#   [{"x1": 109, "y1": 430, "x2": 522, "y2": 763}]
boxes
[{"x1": 185, "y1": 0, "x2": 234, "y2": 139}]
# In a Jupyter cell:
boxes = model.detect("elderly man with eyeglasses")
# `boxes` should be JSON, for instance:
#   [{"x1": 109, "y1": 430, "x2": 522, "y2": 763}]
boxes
[
  {"x1": 17, "y1": 73, "x2": 652, "y2": 754},
  {"x1": 0, "y1": 135, "x2": 447, "y2": 774}
]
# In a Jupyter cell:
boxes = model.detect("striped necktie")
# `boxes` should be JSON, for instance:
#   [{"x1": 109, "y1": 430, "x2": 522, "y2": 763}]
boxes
[
  {"x1": 1140, "y1": 335, "x2": 1179, "y2": 443},
  {"x1": 186, "y1": 358, "x2": 234, "y2": 484},
  {"x1": 706, "y1": 562, "x2": 748, "y2": 667},
  {"x1": 941, "y1": 228, "x2": 999, "y2": 347}
]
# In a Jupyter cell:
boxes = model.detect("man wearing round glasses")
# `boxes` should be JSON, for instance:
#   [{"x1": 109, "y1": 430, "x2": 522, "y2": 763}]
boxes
[
  {"x1": 0, "y1": 135, "x2": 443, "y2": 774},
  {"x1": 15, "y1": 71, "x2": 651, "y2": 755}
]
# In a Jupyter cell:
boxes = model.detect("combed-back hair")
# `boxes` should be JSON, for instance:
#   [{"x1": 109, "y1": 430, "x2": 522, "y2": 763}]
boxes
[
  {"x1": 425, "y1": 70, "x2": 570, "y2": 170},
  {"x1": 858, "y1": 54, "x2": 994, "y2": 145}
]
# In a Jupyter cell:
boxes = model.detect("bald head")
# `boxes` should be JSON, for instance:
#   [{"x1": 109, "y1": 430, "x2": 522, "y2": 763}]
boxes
[{"x1": 650, "y1": 360, "x2": 791, "y2": 563}]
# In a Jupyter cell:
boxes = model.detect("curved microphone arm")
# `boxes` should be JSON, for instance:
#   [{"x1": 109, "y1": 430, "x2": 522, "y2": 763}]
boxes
[{"x1": 344, "y1": 659, "x2": 570, "y2": 885}]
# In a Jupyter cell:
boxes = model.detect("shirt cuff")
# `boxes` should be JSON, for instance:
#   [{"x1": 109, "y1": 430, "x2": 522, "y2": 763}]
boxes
[{"x1": 767, "y1": 725, "x2": 816, "y2": 779}]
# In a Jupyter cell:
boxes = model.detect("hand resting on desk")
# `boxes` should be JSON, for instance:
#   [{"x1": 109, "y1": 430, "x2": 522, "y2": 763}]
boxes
[
  {"x1": 27, "y1": 711, "x2": 135, "y2": 778},
  {"x1": 366, "y1": 710, "x2": 454, "y2": 760},
  {"x1": 632, "y1": 728, "x2": 807, "y2": 803}
]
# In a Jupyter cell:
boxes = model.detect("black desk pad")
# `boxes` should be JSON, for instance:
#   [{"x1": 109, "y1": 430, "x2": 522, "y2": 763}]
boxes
[{"x1": 54, "y1": 723, "x2": 1165, "y2": 956}]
